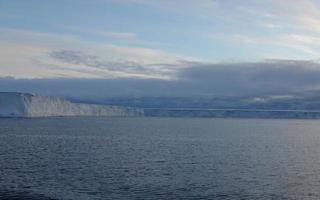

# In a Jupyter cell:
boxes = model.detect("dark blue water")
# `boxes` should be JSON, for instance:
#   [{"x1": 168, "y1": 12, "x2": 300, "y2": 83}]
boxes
[{"x1": 1, "y1": 117, "x2": 320, "y2": 199}]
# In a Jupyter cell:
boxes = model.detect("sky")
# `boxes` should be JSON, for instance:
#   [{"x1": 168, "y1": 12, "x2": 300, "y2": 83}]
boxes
[{"x1": 1, "y1": 0, "x2": 320, "y2": 98}]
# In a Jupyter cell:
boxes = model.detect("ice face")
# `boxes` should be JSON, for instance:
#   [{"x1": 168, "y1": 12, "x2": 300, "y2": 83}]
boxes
[{"x1": 0, "y1": 92, "x2": 143, "y2": 118}]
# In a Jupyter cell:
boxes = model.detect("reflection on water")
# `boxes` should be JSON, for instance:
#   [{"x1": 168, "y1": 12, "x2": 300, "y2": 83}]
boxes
[{"x1": 1, "y1": 117, "x2": 320, "y2": 199}]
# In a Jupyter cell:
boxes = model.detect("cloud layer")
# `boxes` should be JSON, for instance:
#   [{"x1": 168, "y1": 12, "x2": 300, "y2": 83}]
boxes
[
  {"x1": 2, "y1": 0, "x2": 320, "y2": 100},
  {"x1": 0, "y1": 28, "x2": 182, "y2": 79},
  {"x1": 2, "y1": 59, "x2": 320, "y2": 98}
]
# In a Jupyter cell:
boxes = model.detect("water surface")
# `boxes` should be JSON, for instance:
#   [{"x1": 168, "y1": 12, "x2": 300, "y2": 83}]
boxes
[{"x1": 1, "y1": 117, "x2": 320, "y2": 199}]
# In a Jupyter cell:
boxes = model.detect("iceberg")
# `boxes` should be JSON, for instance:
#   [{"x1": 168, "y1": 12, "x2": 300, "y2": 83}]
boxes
[{"x1": 0, "y1": 92, "x2": 143, "y2": 118}]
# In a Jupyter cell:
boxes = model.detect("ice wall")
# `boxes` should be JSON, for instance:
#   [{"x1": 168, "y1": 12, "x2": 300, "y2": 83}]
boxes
[{"x1": 0, "y1": 92, "x2": 143, "y2": 117}]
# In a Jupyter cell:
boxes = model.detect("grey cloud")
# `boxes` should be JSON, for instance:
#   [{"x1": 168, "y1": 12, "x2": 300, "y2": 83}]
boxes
[
  {"x1": 49, "y1": 50, "x2": 170, "y2": 76},
  {"x1": 2, "y1": 59, "x2": 320, "y2": 98},
  {"x1": 178, "y1": 59, "x2": 320, "y2": 95}
]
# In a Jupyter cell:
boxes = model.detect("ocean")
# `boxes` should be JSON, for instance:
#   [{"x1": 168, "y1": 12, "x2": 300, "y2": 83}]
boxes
[{"x1": 1, "y1": 117, "x2": 320, "y2": 199}]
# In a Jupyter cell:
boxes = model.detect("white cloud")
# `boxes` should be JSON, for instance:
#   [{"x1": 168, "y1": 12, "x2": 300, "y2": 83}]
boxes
[
  {"x1": 199, "y1": 0, "x2": 320, "y2": 60},
  {"x1": 3, "y1": 1, "x2": 320, "y2": 80},
  {"x1": 0, "y1": 28, "x2": 186, "y2": 79},
  {"x1": 94, "y1": 31, "x2": 138, "y2": 40}
]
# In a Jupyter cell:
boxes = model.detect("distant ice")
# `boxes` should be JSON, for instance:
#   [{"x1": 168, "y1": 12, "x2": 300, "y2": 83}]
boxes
[{"x1": 0, "y1": 92, "x2": 143, "y2": 118}]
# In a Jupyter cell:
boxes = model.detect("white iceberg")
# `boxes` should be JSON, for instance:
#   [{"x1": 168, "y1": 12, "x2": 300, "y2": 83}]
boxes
[{"x1": 0, "y1": 92, "x2": 143, "y2": 117}]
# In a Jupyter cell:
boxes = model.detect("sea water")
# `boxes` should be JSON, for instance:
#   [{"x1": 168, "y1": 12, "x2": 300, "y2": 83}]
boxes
[{"x1": 1, "y1": 117, "x2": 320, "y2": 199}]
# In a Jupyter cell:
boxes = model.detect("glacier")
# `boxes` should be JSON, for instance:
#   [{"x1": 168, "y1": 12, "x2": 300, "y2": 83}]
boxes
[
  {"x1": 3, "y1": 92, "x2": 320, "y2": 119},
  {"x1": 0, "y1": 92, "x2": 143, "y2": 118}
]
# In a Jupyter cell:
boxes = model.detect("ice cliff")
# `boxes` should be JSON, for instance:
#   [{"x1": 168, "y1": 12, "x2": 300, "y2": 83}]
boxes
[
  {"x1": 3, "y1": 92, "x2": 320, "y2": 119},
  {"x1": 0, "y1": 92, "x2": 143, "y2": 117}
]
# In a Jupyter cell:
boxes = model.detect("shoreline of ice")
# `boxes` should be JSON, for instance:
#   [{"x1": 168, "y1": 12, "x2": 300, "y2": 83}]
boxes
[{"x1": 0, "y1": 92, "x2": 143, "y2": 118}]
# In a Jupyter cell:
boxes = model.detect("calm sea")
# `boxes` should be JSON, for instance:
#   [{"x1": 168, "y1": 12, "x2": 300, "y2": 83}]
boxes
[{"x1": 1, "y1": 117, "x2": 320, "y2": 199}]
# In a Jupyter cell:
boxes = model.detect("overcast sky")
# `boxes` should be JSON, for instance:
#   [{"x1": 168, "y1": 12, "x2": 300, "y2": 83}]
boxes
[{"x1": 1, "y1": 0, "x2": 320, "y2": 98}]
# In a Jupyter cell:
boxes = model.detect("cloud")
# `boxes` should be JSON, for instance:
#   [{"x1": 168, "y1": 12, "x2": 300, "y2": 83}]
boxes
[
  {"x1": 3, "y1": 1, "x2": 320, "y2": 99},
  {"x1": 2, "y1": 59, "x2": 320, "y2": 98},
  {"x1": 201, "y1": 0, "x2": 320, "y2": 59},
  {"x1": 177, "y1": 59, "x2": 320, "y2": 96},
  {"x1": 234, "y1": 0, "x2": 320, "y2": 31},
  {"x1": 49, "y1": 50, "x2": 179, "y2": 79},
  {"x1": 116, "y1": 0, "x2": 217, "y2": 16},
  {"x1": 0, "y1": 28, "x2": 183, "y2": 79},
  {"x1": 95, "y1": 31, "x2": 137, "y2": 40},
  {"x1": 210, "y1": 33, "x2": 320, "y2": 59}
]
